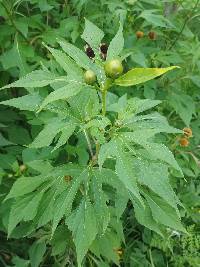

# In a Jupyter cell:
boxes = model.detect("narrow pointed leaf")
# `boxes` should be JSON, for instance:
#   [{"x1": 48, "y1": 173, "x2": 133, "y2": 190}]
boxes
[
  {"x1": 44, "y1": 45, "x2": 83, "y2": 81},
  {"x1": 81, "y1": 19, "x2": 104, "y2": 50},
  {"x1": 6, "y1": 176, "x2": 46, "y2": 200},
  {"x1": 0, "y1": 93, "x2": 43, "y2": 111},
  {"x1": 132, "y1": 196, "x2": 164, "y2": 236},
  {"x1": 38, "y1": 83, "x2": 85, "y2": 111},
  {"x1": 107, "y1": 23, "x2": 124, "y2": 60},
  {"x1": 144, "y1": 193, "x2": 187, "y2": 233},
  {"x1": 51, "y1": 169, "x2": 87, "y2": 236},
  {"x1": 91, "y1": 170, "x2": 110, "y2": 234},
  {"x1": 115, "y1": 66, "x2": 179, "y2": 86},
  {"x1": 67, "y1": 198, "x2": 97, "y2": 267},
  {"x1": 52, "y1": 123, "x2": 76, "y2": 151},
  {"x1": 59, "y1": 40, "x2": 94, "y2": 70},
  {"x1": 0, "y1": 70, "x2": 65, "y2": 90},
  {"x1": 30, "y1": 120, "x2": 67, "y2": 148}
]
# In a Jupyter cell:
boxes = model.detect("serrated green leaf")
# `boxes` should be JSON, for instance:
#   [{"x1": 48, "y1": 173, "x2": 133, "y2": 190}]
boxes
[
  {"x1": 59, "y1": 40, "x2": 94, "y2": 70},
  {"x1": 38, "y1": 82, "x2": 87, "y2": 112},
  {"x1": 115, "y1": 67, "x2": 179, "y2": 87},
  {"x1": 81, "y1": 19, "x2": 104, "y2": 50},
  {"x1": 0, "y1": 133, "x2": 14, "y2": 146},
  {"x1": 91, "y1": 170, "x2": 110, "y2": 234},
  {"x1": 59, "y1": 40, "x2": 105, "y2": 83},
  {"x1": 52, "y1": 123, "x2": 76, "y2": 151},
  {"x1": 0, "y1": 93, "x2": 43, "y2": 111},
  {"x1": 132, "y1": 196, "x2": 164, "y2": 236},
  {"x1": 139, "y1": 9, "x2": 174, "y2": 28},
  {"x1": 8, "y1": 194, "x2": 32, "y2": 236},
  {"x1": 144, "y1": 193, "x2": 186, "y2": 233},
  {"x1": 127, "y1": 98, "x2": 162, "y2": 115},
  {"x1": 169, "y1": 93, "x2": 195, "y2": 126},
  {"x1": 98, "y1": 140, "x2": 117, "y2": 169},
  {"x1": 115, "y1": 146, "x2": 143, "y2": 204},
  {"x1": 44, "y1": 45, "x2": 83, "y2": 81},
  {"x1": 0, "y1": 70, "x2": 67, "y2": 90},
  {"x1": 29, "y1": 241, "x2": 46, "y2": 267},
  {"x1": 35, "y1": 189, "x2": 55, "y2": 227},
  {"x1": 120, "y1": 129, "x2": 160, "y2": 144},
  {"x1": 5, "y1": 176, "x2": 46, "y2": 200},
  {"x1": 107, "y1": 23, "x2": 124, "y2": 60},
  {"x1": 68, "y1": 87, "x2": 100, "y2": 120},
  {"x1": 145, "y1": 143, "x2": 183, "y2": 173},
  {"x1": 67, "y1": 198, "x2": 97, "y2": 267},
  {"x1": 98, "y1": 140, "x2": 143, "y2": 204},
  {"x1": 8, "y1": 192, "x2": 43, "y2": 235},
  {"x1": 135, "y1": 161, "x2": 179, "y2": 209},
  {"x1": 51, "y1": 169, "x2": 87, "y2": 236},
  {"x1": 51, "y1": 225, "x2": 69, "y2": 256},
  {"x1": 23, "y1": 191, "x2": 44, "y2": 221},
  {"x1": 121, "y1": 132, "x2": 182, "y2": 173},
  {"x1": 30, "y1": 119, "x2": 67, "y2": 148},
  {"x1": 124, "y1": 112, "x2": 182, "y2": 134},
  {"x1": 90, "y1": 221, "x2": 122, "y2": 265},
  {"x1": 38, "y1": 83, "x2": 85, "y2": 111}
]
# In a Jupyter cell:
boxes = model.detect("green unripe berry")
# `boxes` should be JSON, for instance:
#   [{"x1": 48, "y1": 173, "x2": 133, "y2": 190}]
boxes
[
  {"x1": 84, "y1": 70, "x2": 96, "y2": 85},
  {"x1": 104, "y1": 59, "x2": 123, "y2": 79}
]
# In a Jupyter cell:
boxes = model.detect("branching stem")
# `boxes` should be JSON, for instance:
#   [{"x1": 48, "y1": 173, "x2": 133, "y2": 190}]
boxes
[
  {"x1": 1, "y1": 2, "x2": 29, "y2": 43},
  {"x1": 168, "y1": 0, "x2": 199, "y2": 50}
]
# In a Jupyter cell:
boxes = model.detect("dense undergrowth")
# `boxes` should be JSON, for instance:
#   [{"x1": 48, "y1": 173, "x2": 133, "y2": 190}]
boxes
[{"x1": 0, "y1": 1, "x2": 200, "y2": 267}]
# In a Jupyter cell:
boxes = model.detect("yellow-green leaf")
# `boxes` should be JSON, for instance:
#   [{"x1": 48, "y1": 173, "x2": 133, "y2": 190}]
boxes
[{"x1": 115, "y1": 66, "x2": 179, "y2": 87}]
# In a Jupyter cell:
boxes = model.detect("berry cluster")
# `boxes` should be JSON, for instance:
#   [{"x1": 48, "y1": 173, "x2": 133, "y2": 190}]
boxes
[
  {"x1": 84, "y1": 43, "x2": 123, "y2": 85},
  {"x1": 179, "y1": 127, "x2": 193, "y2": 147},
  {"x1": 136, "y1": 31, "x2": 156, "y2": 40}
]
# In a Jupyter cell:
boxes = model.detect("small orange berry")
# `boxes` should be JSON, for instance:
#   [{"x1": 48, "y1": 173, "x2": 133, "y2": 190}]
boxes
[
  {"x1": 179, "y1": 137, "x2": 189, "y2": 147},
  {"x1": 148, "y1": 31, "x2": 156, "y2": 40},
  {"x1": 136, "y1": 31, "x2": 144, "y2": 39},
  {"x1": 183, "y1": 127, "x2": 192, "y2": 138}
]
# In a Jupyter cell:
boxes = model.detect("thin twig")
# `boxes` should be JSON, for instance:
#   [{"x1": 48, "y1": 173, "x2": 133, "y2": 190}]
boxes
[
  {"x1": 168, "y1": 0, "x2": 200, "y2": 50},
  {"x1": 1, "y1": 2, "x2": 29, "y2": 43},
  {"x1": 149, "y1": 249, "x2": 155, "y2": 267}
]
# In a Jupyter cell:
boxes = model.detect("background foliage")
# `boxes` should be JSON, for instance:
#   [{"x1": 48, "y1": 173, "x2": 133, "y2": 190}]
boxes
[{"x1": 0, "y1": 0, "x2": 200, "y2": 266}]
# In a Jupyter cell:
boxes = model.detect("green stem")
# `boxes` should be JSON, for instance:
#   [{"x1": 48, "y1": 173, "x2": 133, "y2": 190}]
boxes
[
  {"x1": 102, "y1": 88, "x2": 107, "y2": 116},
  {"x1": 149, "y1": 249, "x2": 155, "y2": 267},
  {"x1": 168, "y1": 0, "x2": 199, "y2": 50},
  {"x1": 1, "y1": 2, "x2": 29, "y2": 43},
  {"x1": 101, "y1": 79, "x2": 112, "y2": 116}
]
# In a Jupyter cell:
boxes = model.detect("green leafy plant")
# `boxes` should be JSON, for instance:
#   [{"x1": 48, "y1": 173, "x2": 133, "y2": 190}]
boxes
[{"x1": 0, "y1": 18, "x2": 187, "y2": 267}]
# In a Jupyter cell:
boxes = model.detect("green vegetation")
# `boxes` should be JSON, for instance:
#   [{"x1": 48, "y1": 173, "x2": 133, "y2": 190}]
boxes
[{"x1": 0, "y1": 1, "x2": 199, "y2": 267}]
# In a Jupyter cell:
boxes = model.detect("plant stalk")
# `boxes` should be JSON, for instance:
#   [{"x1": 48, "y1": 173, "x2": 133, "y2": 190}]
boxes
[
  {"x1": 102, "y1": 88, "x2": 107, "y2": 116},
  {"x1": 101, "y1": 79, "x2": 112, "y2": 116}
]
